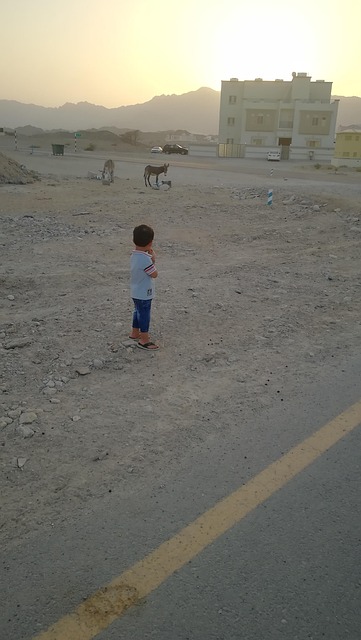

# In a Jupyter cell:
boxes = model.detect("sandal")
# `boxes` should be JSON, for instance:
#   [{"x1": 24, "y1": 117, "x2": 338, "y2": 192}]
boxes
[{"x1": 137, "y1": 342, "x2": 159, "y2": 351}]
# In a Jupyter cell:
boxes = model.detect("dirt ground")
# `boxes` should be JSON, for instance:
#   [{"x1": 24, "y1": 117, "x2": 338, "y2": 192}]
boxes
[{"x1": 1, "y1": 148, "x2": 360, "y2": 549}]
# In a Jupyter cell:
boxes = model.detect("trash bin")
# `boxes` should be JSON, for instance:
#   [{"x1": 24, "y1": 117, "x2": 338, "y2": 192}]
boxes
[{"x1": 52, "y1": 144, "x2": 64, "y2": 156}]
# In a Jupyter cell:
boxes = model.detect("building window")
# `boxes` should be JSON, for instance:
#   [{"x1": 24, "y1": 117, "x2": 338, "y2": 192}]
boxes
[
  {"x1": 307, "y1": 140, "x2": 321, "y2": 148},
  {"x1": 226, "y1": 138, "x2": 234, "y2": 144},
  {"x1": 279, "y1": 119, "x2": 293, "y2": 128},
  {"x1": 257, "y1": 115, "x2": 264, "y2": 124},
  {"x1": 353, "y1": 152, "x2": 358, "y2": 157},
  {"x1": 355, "y1": 135, "x2": 360, "y2": 141},
  {"x1": 345, "y1": 135, "x2": 352, "y2": 141},
  {"x1": 229, "y1": 95, "x2": 237, "y2": 105},
  {"x1": 227, "y1": 117, "x2": 235, "y2": 126},
  {"x1": 279, "y1": 109, "x2": 294, "y2": 129},
  {"x1": 342, "y1": 152, "x2": 350, "y2": 157},
  {"x1": 251, "y1": 138, "x2": 263, "y2": 145},
  {"x1": 312, "y1": 117, "x2": 319, "y2": 126}
]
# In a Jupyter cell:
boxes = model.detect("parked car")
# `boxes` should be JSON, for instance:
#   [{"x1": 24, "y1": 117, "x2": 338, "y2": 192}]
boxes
[
  {"x1": 267, "y1": 150, "x2": 281, "y2": 161},
  {"x1": 151, "y1": 146, "x2": 163, "y2": 153},
  {"x1": 163, "y1": 144, "x2": 189, "y2": 155}
]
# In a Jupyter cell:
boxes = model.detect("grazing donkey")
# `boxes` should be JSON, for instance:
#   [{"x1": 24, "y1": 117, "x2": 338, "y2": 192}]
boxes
[
  {"x1": 102, "y1": 159, "x2": 115, "y2": 182},
  {"x1": 144, "y1": 163, "x2": 169, "y2": 187}
]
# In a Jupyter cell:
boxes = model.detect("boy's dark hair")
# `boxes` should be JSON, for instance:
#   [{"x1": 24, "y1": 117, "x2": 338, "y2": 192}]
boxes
[{"x1": 133, "y1": 224, "x2": 154, "y2": 247}]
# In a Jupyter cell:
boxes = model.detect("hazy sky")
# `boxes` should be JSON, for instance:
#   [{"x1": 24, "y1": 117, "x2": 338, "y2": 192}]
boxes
[{"x1": 1, "y1": 0, "x2": 360, "y2": 107}]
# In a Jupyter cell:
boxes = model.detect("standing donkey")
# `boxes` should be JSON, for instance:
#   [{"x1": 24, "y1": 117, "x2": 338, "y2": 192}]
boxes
[
  {"x1": 102, "y1": 159, "x2": 115, "y2": 182},
  {"x1": 144, "y1": 163, "x2": 169, "y2": 187}
]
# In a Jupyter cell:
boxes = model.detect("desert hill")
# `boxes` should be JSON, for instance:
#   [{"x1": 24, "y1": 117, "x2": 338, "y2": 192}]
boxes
[
  {"x1": 0, "y1": 88, "x2": 360, "y2": 135},
  {"x1": 0, "y1": 88, "x2": 220, "y2": 135}
]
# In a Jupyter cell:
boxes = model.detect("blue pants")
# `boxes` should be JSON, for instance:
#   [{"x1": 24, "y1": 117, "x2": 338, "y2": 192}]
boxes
[{"x1": 132, "y1": 298, "x2": 152, "y2": 333}]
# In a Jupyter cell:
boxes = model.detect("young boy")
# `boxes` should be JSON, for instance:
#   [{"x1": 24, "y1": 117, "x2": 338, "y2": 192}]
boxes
[{"x1": 129, "y1": 224, "x2": 159, "y2": 350}]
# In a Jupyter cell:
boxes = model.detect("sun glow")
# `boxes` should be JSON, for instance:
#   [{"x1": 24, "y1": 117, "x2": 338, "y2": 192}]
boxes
[{"x1": 0, "y1": 0, "x2": 360, "y2": 107}]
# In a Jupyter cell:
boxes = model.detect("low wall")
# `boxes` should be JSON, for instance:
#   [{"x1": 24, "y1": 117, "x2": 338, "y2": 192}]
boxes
[
  {"x1": 246, "y1": 147, "x2": 279, "y2": 160},
  {"x1": 289, "y1": 147, "x2": 334, "y2": 162},
  {"x1": 188, "y1": 144, "x2": 218, "y2": 157},
  {"x1": 332, "y1": 157, "x2": 361, "y2": 168}
]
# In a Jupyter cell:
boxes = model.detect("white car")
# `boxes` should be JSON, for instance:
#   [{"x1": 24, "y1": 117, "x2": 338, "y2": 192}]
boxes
[
  {"x1": 151, "y1": 146, "x2": 163, "y2": 153},
  {"x1": 267, "y1": 150, "x2": 281, "y2": 161}
]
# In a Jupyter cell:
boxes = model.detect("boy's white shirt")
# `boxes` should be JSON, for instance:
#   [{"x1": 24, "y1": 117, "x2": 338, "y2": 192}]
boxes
[{"x1": 130, "y1": 250, "x2": 156, "y2": 299}]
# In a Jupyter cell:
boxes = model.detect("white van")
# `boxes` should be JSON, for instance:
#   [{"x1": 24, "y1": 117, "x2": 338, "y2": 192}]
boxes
[{"x1": 267, "y1": 150, "x2": 281, "y2": 161}]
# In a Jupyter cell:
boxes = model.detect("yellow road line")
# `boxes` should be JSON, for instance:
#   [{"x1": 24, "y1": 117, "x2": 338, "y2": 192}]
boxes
[{"x1": 33, "y1": 400, "x2": 361, "y2": 640}]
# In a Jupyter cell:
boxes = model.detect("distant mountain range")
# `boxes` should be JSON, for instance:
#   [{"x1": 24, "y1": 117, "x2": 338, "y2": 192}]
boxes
[{"x1": 0, "y1": 88, "x2": 360, "y2": 134}]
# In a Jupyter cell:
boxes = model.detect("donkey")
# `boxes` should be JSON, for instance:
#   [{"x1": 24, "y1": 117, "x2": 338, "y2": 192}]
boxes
[
  {"x1": 144, "y1": 163, "x2": 169, "y2": 187},
  {"x1": 102, "y1": 159, "x2": 115, "y2": 182}
]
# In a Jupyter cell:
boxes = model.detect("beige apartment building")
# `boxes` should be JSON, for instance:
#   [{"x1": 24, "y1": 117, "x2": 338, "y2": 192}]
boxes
[
  {"x1": 332, "y1": 129, "x2": 361, "y2": 168},
  {"x1": 218, "y1": 72, "x2": 339, "y2": 161}
]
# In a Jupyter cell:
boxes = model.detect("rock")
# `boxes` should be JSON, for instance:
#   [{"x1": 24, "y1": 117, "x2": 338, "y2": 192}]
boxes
[
  {"x1": 42, "y1": 387, "x2": 57, "y2": 396},
  {"x1": 7, "y1": 295, "x2": 15, "y2": 301},
  {"x1": 72, "y1": 415, "x2": 81, "y2": 422},
  {"x1": 17, "y1": 425, "x2": 35, "y2": 438},
  {"x1": 19, "y1": 411, "x2": 37, "y2": 424},
  {"x1": 92, "y1": 359, "x2": 104, "y2": 369},
  {"x1": 2, "y1": 416, "x2": 13, "y2": 425},
  {"x1": 0, "y1": 418, "x2": 9, "y2": 428},
  {"x1": 313, "y1": 205, "x2": 320, "y2": 211},
  {"x1": 4, "y1": 338, "x2": 32, "y2": 350},
  {"x1": 17, "y1": 457, "x2": 27, "y2": 468},
  {"x1": 350, "y1": 226, "x2": 361, "y2": 233},
  {"x1": 50, "y1": 398, "x2": 60, "y2": 404},
  {"x1": 75, "y1": 367, "x2": 91, "y2": 376},
  {"x1": 93, "y1": 450, "x2": 109, "y2": 461},
  {"x1": 8, "y1": 408, "x2": 23, "y2": 418}
]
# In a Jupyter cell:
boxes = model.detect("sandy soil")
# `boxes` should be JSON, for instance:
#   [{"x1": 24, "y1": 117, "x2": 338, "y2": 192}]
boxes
[{"x1": 0, "y1": 148, "x2": 360, "y2": 549}]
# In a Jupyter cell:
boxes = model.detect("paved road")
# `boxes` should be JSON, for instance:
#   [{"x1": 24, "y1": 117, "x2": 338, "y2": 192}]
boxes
[{"x1": 1, "y1": 351, "x2": 360, "y2": 640}]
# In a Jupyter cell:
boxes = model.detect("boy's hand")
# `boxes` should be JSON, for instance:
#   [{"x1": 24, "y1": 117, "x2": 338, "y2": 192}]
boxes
[{"x1": 147, "y1": 248, "x2": 156, "y2": 263}]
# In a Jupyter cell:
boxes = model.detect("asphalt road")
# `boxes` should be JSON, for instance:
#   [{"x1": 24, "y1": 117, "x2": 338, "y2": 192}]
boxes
[{"x1": 1, "y1": 350, "x2": 360, "y2": 640}]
